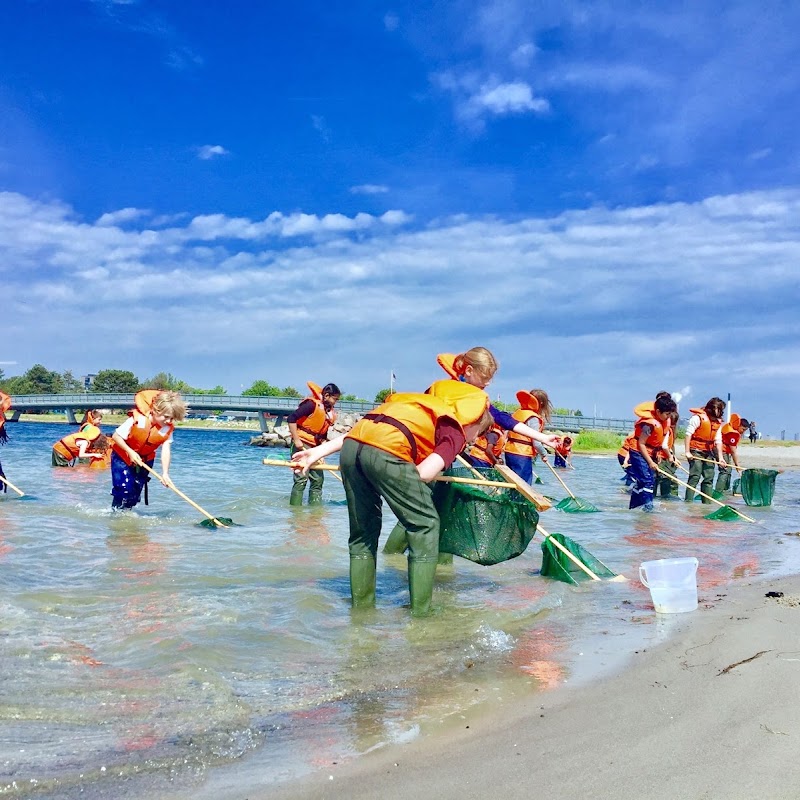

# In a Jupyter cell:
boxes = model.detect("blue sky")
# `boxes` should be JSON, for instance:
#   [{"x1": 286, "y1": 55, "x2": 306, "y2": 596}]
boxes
[{"x1": 2, "y1": 0, "x2": 800, "y2": 435}]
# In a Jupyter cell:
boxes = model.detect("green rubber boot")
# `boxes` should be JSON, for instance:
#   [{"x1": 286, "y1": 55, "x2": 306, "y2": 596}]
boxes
[
  {"x1": 349, "y1": 556, "x2": 377, "y2": 608},
  {"x1": 289, "y1": 484, "x2": 305, "y2": 506},
  {"x1": 383, "y1": 522, "x2": 409, "y2": 554},
  {"x1": 308, "y1": 488, "x2": 323, "y2": 505},
  {"x1": 408, "y1": 559, "x2": 437, "y2": 617}
]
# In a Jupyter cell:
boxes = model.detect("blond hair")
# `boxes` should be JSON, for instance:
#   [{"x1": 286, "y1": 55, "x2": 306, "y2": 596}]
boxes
[
  {"x1": 529, "y1": 389, "x2": 553, "y2": 423},
  {"x1": 453, "y1": 347, "x2": 498, "y2": 384},
  {"x1": 152, "y1": 391, "x2": 187, "y2": 422}
]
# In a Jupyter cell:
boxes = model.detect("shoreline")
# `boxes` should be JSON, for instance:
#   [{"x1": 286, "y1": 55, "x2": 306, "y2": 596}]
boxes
[{"x1": 218, "y1": 573, "x2": 800, "y2": 800}]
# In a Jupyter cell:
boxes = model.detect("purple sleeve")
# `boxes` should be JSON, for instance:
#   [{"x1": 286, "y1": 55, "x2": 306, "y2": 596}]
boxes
[
  {"x1": 489, "y1": 404, "x2": 517, "y2": 432},
  {"x1": 433, "y1": 417, "x2": 468, "y2": 467}
]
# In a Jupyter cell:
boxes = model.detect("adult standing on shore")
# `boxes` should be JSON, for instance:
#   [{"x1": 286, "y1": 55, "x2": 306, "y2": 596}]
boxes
[
  {"x1": 749, "y1": 420, "x2": 758, "y2": 443},
  {"x1": 287, "y1": 382, "x2": 341, "y2": 505}
]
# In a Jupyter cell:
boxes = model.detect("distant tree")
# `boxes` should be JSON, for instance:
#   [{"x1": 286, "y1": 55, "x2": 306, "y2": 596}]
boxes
[
  {"x1": 553, "y1": 407, "x2": 571, "y2": 416},
  {"x1": 61, "y1": 370, "x2": 84, "y2": 392},
  {"x1": 143, "y1": 372, "x2": 193, "y2": 392},
  {"x1": 9, "y1": 364, "x2": 65, "y2": 394},
  {"x1": 281, "y1": 386, "x2": 301, "y2": 398},
  {"x1": 574, "y1": 409, "x2": 583, "y2": 416},
  {"x1": 374, "y1": 388, "x2": 393, "y2": 403},
  {"x1": 242, "y1": 379, "x2": 282, "y2": 397},
  {"x1": 191, "y1": 385, "x2": 227, "y2": 395},
  {"x1": 91, "y1": 369, "x2": 140, "y2": 393},
  {"x1": 341, "y1": 393, "x2": 369, "y2": 403}
]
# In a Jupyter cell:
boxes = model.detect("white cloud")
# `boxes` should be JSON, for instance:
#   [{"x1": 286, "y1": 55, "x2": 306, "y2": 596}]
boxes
[
  {"x1": 473, "y1": 80, "x2": 549, "y2": 115},
  {"x1": 96, "y1": 207, "x2": 149, "y2": 226},
  {"x1": 3, "y1": 187, "x2": 800, "y2": 431},
  {"x1": 196, "y1": 144, "x2": 229, "y2": 160},
  {"x1": 350, "y1": 184, "x2": 390, "y2": 195}
]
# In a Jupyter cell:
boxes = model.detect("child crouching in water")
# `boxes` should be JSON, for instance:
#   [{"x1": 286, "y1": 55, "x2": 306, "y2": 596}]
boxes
[{"x1": 111, "y1": 390, "x2": 186, "y2": 510}]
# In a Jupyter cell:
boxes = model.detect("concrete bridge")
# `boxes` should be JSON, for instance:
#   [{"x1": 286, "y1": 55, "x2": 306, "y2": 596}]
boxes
[{"x1": 5, "y1": 393, "x2": 635, "y2": 435}]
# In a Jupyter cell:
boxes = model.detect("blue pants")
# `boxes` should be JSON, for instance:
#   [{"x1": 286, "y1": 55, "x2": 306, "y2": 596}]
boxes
[
  {"x1": 505, "y1": 453, "x2": 533, "y2": 484},
  {"x1": 111, "y1": 452, "x2": 153, "y2": 509},
  {"x1": 554, "y1": 453, "x2": 567, "y2": 468},
  {"x1": 628, "y1": 450, "x2": 655, "y2": 510}
]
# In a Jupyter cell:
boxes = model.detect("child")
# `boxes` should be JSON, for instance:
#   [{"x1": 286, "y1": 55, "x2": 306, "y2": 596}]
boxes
[
  {"x1": 715, "y1": 414, "x2": 749, "y2": 494},
  {"x1": 654, "y1": 410, "x2": 680, "y2": 497},
  {"x1": 553, "y1": 436, "x2": 573, "y2": 468},
  {"x1": 291, "y1": 380, "x2": 494, "y2": 616},
  {"x1": 684, "y1": 397, "x2": 726, "y2": 503},
  {"x1": 436, "y1": 351, "x2": 559, "y2": 472},
  {"x1": 623, "y1": 395, "x2": 678, "y2": 510},
  {"x1": 462, "y1": 423, "x2": 506, "y2": 468},
  {"x1": 287, "y1": 382, "x2": 341, "y2": 505},
  {"x1": 0, "y1": 391, "x2": 10, "y2": 492},
  {"x1": 110, "y1": 390, "x2": 186, "y2": 509},
  {"x1": 52, "y1": 424, "x2": 109, "y2": 466}
]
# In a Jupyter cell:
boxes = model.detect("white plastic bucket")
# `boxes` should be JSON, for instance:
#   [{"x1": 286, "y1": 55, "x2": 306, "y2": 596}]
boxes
[{"x1": 639, "y1": 557, "x2": 699, "y2": 613}]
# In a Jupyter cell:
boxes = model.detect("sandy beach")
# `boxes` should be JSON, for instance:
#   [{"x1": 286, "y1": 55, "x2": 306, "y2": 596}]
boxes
[{"x1": 238, "y1": 444, "x2": 800, "y2": 800}]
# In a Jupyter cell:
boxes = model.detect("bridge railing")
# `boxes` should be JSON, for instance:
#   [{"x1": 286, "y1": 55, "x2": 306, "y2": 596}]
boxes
[{"x1": 8, "y1": 394, "x2": 635, "y2": 432}]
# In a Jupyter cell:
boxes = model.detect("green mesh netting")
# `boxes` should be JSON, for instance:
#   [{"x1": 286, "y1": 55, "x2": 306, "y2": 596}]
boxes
[
  {"x1": 539, "y1": 532, "x2": 618, "y2": 584},
  {"x1": 703, "y1": 505, "x2": 743, "y2": 521},
  {"x1": 740, "y1": 469, "x2": 778, "y2": 507},
  {"x1": 432, "y1": 466, "x2": 539, "y2": 566},
  {"x1": 198, "y1": 517, "x2": 235, "y2": 529},
  {"x1": 555, "y1": 496, "x2": 602, "y2": 513},
  {"x1": 732, "y1": 478, "x2": 741, "y2": 495}
]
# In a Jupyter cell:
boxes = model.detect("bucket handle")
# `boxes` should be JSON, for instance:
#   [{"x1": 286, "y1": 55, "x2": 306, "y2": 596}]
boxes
[{"x1": 639, "y1": 558, "x2": 699, "y2": 589}]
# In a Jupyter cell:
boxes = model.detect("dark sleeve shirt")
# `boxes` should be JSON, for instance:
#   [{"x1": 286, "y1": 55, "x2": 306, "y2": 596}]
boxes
[
  {"x1": 287, "y1": 399, "x2": 315, "y2": 424},
  {"x1": 433, "y1": 417, "x2": 467, "y2": 468}
]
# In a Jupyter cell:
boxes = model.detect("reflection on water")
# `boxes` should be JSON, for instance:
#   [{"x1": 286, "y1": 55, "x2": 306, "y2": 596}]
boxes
[{"x1": 1, "y1": 424, "x2": 800, "y2": 799}]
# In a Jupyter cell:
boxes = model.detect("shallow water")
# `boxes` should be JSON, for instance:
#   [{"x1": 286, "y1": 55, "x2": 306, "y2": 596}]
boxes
[{"x1": 1, "y1": 423, "x2": 799, "y2": 799}]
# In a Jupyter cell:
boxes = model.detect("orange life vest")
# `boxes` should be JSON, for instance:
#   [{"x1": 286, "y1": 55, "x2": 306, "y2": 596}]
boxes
[
  {"x1": 436, "y1": 353, "x2": 461, "y2": 379},
  {"x1": 465, "y1": 424, "x2": 507, "y2": 466},
  {"x1": 349, "y1": 383, "x2": 488, "y2": 465},
  {"x1": 688, "y1": 408, "x2": 722, "y2": 452},
  {"x1": 54, "y1": 425, "x2": 102, "y2": 460},
  {"x1": 112, "y1": 392, "x2": 174, "y2": 465},
  {"x1": 720, "y1": 421, "x2": 741, "y2": 454},
  {"x1": 504, "y1": 403, "x2": 542, "y2": 458},
  {"x1": 0, "y1": 392, "x2": 11, "y2": 414},
  {"x1": 555, "y1": 440, "x2": 572, "y2": 458},
  {"x1": 623, "y1": 401, "x2": 669, "y2": 460},
  {"x1": 294, "y1": 381, "x2": 338, "y2": 447}
]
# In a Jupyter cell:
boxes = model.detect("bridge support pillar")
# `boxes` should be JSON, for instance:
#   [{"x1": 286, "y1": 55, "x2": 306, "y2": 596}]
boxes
[
  {"x1": 259, "y1": 411, "x2": 271, "y2": 434},
  {"x1": 10, "y1": 410, "x2": 20, "y2": 422},
  {"x1": 273, "y1": 414, "x2": 286, "y2": 429},
  {"x1": 66, "y1": 408, "x2": 78, "y2": 424}
]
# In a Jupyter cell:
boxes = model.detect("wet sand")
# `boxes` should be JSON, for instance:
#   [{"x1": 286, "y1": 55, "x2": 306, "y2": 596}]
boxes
[{"x1": 254, "y1": 574, "x2": 800, "y2": 800}]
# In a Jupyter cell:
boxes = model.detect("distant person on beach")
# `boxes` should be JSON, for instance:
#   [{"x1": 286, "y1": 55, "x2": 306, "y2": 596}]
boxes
[
  {"x1": 51, "y1": 425, "x2": 109, "y2": 466},
  {"x1": 0, "y1": 391, "x2": 10, "y2": 492},
  {"x1": 715, "y1": 415, "x2": 749, "y2": 494},
  {"x1": 287, "y1": 382, "x2": 341, "y2": 505},
  {"x1": 624, "y1": 395, "x2": 678, "y2": 510},
  {"x1": 291, "y1": 381, "x2": 494, "y2": 616},
  {"x1": 749, "y1": 421, "x2": 758, "y2": 444},
  {"x1": 553, "y1": 436, "x2": 573, "y2": 468},
  {"x1": 684, "y1": 397, "x2": 726, "y2": 503},
  {"x1": 110, "y1": 390, "x2": 186, "y2": 510}
]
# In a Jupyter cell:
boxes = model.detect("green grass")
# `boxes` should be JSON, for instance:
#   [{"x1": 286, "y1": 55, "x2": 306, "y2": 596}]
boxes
[{"x1": 571, "y1": 429, "x2": 626, "y2": 452}]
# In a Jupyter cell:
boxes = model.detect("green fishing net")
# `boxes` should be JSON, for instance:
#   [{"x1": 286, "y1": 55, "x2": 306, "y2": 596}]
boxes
[
  {"x1": 740, "y1": 469, "x2": 778, "y2": 507},
  {"x1": 732, "y1": 478, "x2": 741, "y2": 495},
  {"x1": 555, "y1": 496, "x2": 602, "y2": 513},
  {"x1": 432, "y1": 466, "x2": 539, "y2": 565},
  {"x1": 198, "y1": 517, "x2": 235, "y2": 529},
  {"x1": 703, "y1": 505, "x2": 742, "y2": 521},
  {"x1": 539, "y1": 532, "x2": 618, "y2": 584}
]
